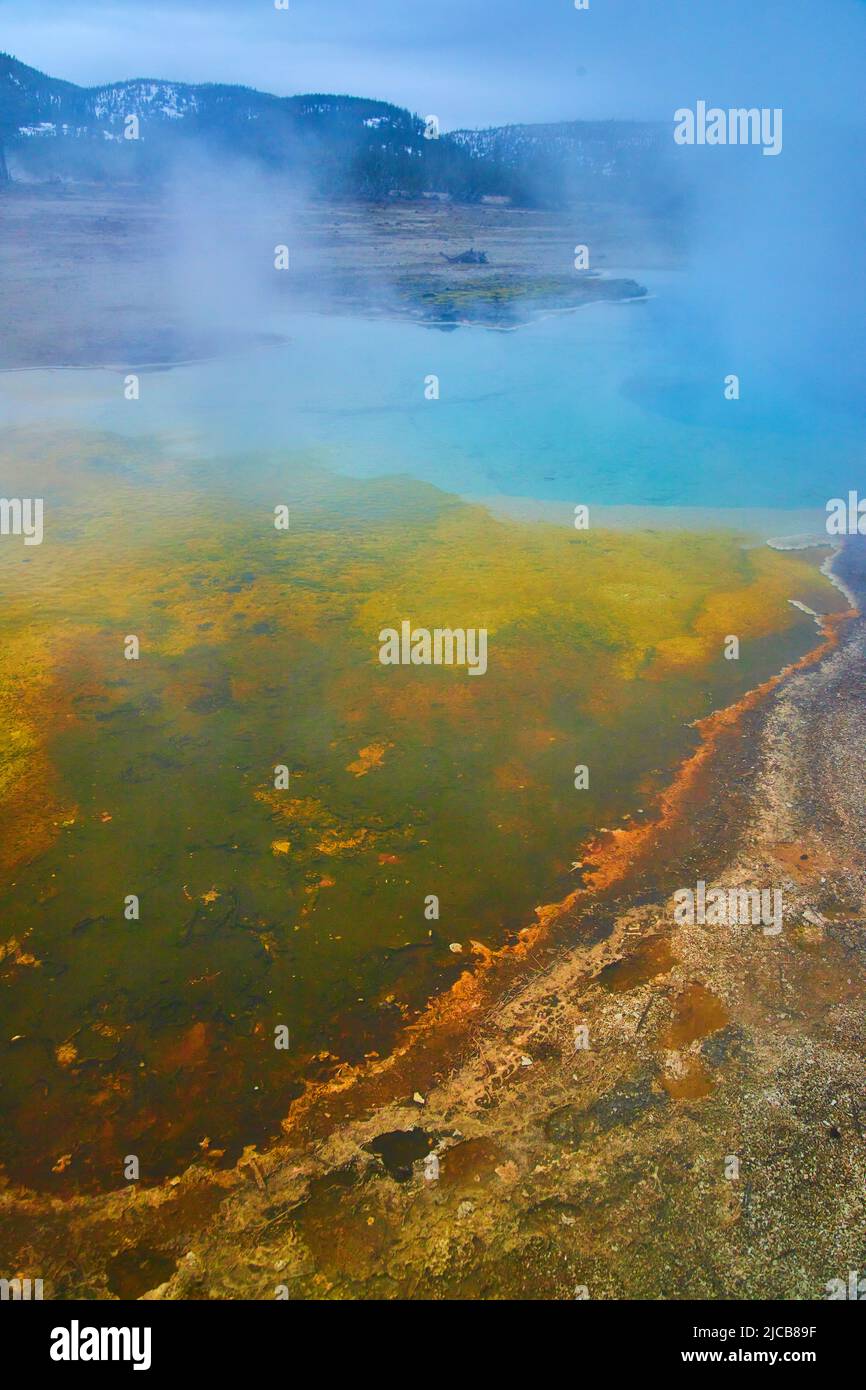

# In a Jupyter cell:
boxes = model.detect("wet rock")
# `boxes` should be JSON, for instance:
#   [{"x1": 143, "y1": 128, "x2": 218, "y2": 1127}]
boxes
[
  {"x1": 520, "y1": 1198, "x2": 582, "y2": 1236},
  {"x1": 543, "y1": 1072, "x2": 668, "y2": 1146},
  {"x1": 438, "y1": 1137, "x2": 504, "y2": 1188},
  {"x1": 363, "y1": 1128, "x2": 435, "y2": 1182},
  {"x1": 106, "y1": 1244, "x2": 177, "y2": 1300},
  {"x1": 700, "y1": 1024, "x2": 752, "y2": 1068}
]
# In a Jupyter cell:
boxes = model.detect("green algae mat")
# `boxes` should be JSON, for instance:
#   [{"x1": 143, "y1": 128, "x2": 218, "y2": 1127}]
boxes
[{"x1": 0, "y1": 431, "x2": 844, "y2": 1191}]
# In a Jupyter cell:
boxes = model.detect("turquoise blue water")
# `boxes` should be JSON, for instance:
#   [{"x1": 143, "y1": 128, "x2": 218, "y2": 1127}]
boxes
[{"x1": 2, "y1": 271, "x2": 862, "y2": 508}]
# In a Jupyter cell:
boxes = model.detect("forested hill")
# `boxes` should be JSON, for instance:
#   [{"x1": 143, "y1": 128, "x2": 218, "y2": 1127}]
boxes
[{"x1": 0, "y1": 52, "x2": 673, "y2": 208}]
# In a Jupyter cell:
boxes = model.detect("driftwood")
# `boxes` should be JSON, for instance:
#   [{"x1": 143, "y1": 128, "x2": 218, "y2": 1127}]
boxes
[{"x1": 440, "y1": 249, "x2": 488, "y2": 265}]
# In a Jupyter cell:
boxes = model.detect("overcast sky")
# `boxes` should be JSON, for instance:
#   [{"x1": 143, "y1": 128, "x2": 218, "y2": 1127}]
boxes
[{"x1": 1, "y1": 0, "x2": 864, "y2": 128}]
